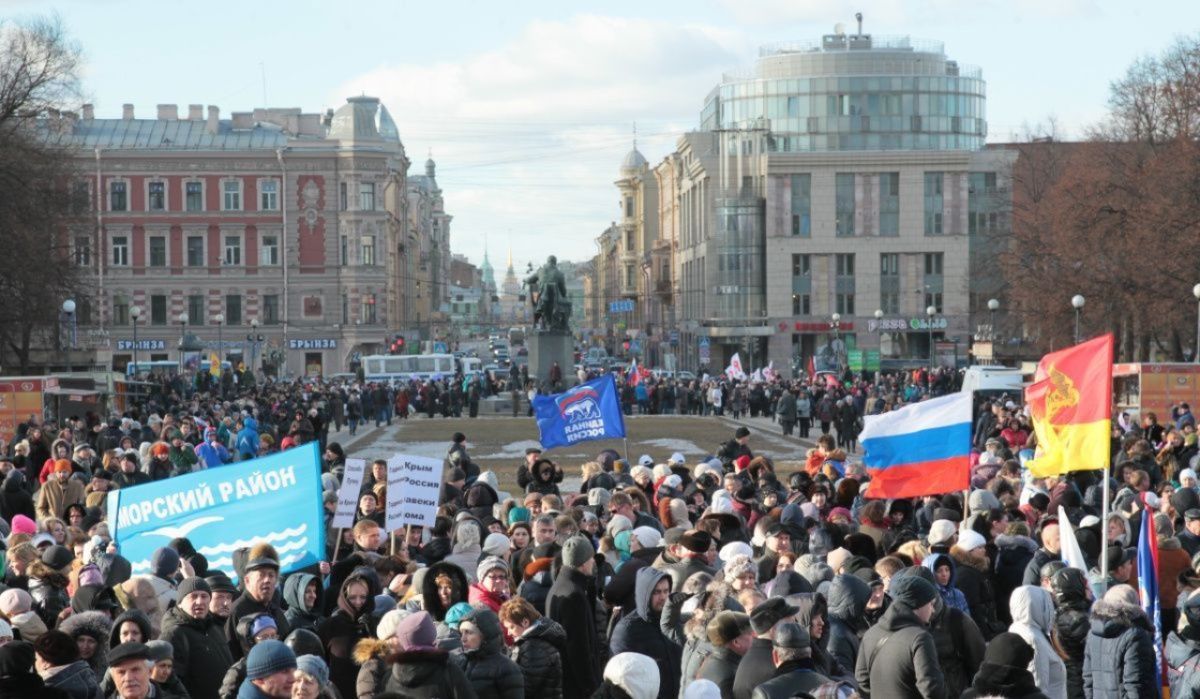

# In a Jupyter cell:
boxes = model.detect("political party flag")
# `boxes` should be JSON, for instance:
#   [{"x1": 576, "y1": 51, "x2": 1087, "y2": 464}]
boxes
[
  {"x1": 107, "y1": 442, "x2": 325, "y2": 583},
  {"x1": 1137, "y1": 492, "x2": 1165, "y2": 695},
  {"x1": 532, "y1": 374, "x2": 626, "y2": 450},
  {"x1": 861, "y1": 392, "x2": 972, "y2": 499},
  {"x1": 726, "y1": 353, "x2": 746, "y2": 381},
  {"x1": 209, "y1": 352, "x2": 221, "y2": 378},
  {"x1": 1057, "y1": 505, "x2": 1088, "y2": 572},
  {"x1": 628, "y1": 357, "x2": 640, "y2": 386},
  {"x1": 1025, "y1": 334, "x2": 1113, "y2": 477}
]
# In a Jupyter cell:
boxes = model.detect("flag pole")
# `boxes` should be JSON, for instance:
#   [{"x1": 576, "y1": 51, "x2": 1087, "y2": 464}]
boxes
[
  {"x1": 623, "y1": 437, "x2": 631, "y2": 464},
  {"x1": 332, "y1": 528, "x2": 343, "y2": 561},
  {"x1": 1100, "y1": 464, "x2": 1110, "y2": 593}
]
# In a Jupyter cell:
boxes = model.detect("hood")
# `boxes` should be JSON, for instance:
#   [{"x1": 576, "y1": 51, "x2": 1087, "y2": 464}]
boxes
[
  {"x1": 633, "y1": 566, "x2": 668, "y2": 622},
  {"x1": 1010, "y1": 585, "x2": 1055, "y2": 632},
  {"x1": 353, "y1": 637, "x2": 391, "y2": 664},
  {"x1": 465, "y1": 478, "x2": 499, "y2": 509},
  {"x1": 1089, "y1": 598, "x2": 1149, "y2": 638},
  {"x1": 788, "y1": 592, "x2": 828, "y2": 630},
  {"x1": 922, "y1": 551, "x2": 957, "y2": 587},
  {"x1": 451, "y1": 519, "x2": 483, "y2": 554},
  {"x1": 2, "y1": 469, "x2": 25, "y2": 493},
  {"x1": 1049, "y1": 568, "x2": 1091, "y2": 610},
  {"x1": 828, "y1": 574, "x2": 872, "y2": 622},
  {"x1": 969, "y1": 660, "x2": 1040, "y2": 697},
  {"x1": 50, "y1": 438, "x2": 70, "y2": 460},
  {"x1": 388, "y1": 648, "x2": 451, "y2": 686},
  {"x1": 1108, "y1": 515, "x2": 1132, "y2": 547},
  {"x1": 109, "y1": 609, "x2": 152, "y2": 648},
  {"x1": 59, "y1": 610, "x2": 112, "y2": 673},
  {"x1": 283, "y1": 572, "x2": 323, "y2": 614},
  {"x1": 769, "y1": 570, "x2": 812, "y2": 597},
  {"x1": 604, "y1": 651, "x2": 660, "y2": 699},
  {"x1": 462, "y1": 606, "x2": 505, "y2": 656},
  {"x1": 421, "y1": 561, "x2": 469, "y2": 621},
  {"x1": 994, "y1": 533, "x2": 1039, "y2": 553},
  {"x1": 522, "y1": 617, "x2": 567, "y2": 648},
  {"x1": 243, "y1": 416, "x2": 258, "y2": 432},
  {"x1": 338, "y1": 569, "x2": 380, "y2": 619},
  {"x1": 235, "y1": 612, "x2": 273, "y2": 654}
]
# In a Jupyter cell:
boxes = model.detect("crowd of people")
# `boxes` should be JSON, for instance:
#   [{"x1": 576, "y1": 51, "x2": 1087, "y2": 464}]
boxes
[{"x1": 1, "y1": 363, "x2": 1200, "y2": 699}]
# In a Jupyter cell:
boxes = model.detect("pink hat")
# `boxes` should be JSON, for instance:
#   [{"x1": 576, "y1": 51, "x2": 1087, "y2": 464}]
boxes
[
  {"x1": 0, "y1": 588, "x2": 32, "y2": 616},
  {"x1": 10, "y1": 514, "x2": 36, "y2": 536}
]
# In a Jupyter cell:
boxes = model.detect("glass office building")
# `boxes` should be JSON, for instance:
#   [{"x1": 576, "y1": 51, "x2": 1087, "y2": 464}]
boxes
[{"x1": 700, "y1": 33, "x2": 986, "y2": 152}]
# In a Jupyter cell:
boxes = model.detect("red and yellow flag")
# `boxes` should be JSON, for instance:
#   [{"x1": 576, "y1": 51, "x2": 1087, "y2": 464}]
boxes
[{"x1": 1025, "y1": 334, "x2": 1113, "y2": 477}]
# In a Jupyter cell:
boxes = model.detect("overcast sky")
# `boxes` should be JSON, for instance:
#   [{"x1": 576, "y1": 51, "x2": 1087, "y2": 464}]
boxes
[{"x1": 10, "y1": 0, "x2": 1198, "y2": 269}]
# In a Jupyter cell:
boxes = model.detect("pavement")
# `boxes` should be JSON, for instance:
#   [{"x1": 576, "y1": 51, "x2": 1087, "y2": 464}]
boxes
[{"x1": 322, "y1": 412, "x2": 825, "y2": 494}]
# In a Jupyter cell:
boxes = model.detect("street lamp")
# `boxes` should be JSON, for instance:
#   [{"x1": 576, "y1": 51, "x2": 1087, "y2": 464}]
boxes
[
  {"x1": 1193, "y1": 284, "x2": 1200, "y2": 363},
  {"x1": 177, "y1": 312, "x2": 189, "y2": 372},
  {"x1": 213, "y1": 313, "x2": 225, "y2": 370},
  {"x1": 987, "y1": 298, "x2": 1000, "y2": 365},
  {"x1": 830, "y1": 313, "x2": 841, "y2": 371},
  {"x1": 62, "y1": 299, "x2": 76, "y2": 372},
  {"x1": 1071, "y1": 294, "x2": 1086, "y2": 345},
  {"x1": 130, "y1": 305, "x2": 143, "y2": 376},
  {"x1": 926, "y1": 305, "x2": 938, "y2": 372},
  {"x1": 248, "y1": 318, "x2": 262, "y2": 374}
]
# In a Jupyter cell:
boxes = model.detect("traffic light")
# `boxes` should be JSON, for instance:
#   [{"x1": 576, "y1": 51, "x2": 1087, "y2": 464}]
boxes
[{"x1": 390, "y1": 334, "x2": 406, "y2": 354}]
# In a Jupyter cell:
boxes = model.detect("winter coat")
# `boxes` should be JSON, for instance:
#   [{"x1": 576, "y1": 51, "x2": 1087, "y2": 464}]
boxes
[
  {"x1": 1021, "y1": 547, "x2": 1060, "y2": 586},
  {"x1": 1082, "y1": 598, "x2": 1157, "y2": 699},
  {"x1": 922, "y1": 552, "x2": 970, "y2": 616},
  {"x1": 1009, "y1": 586, "x2": 1068, "y2": 699},
  {"x1": 35, "y1": 476, "x2": 85, "y2": 520},
  {"x1": 220, "y1": 613, "x2": 275, "y2": 699},
  {"x1": 925, "y1": 596, "x2": 985, "y2": 699},
  {"x1": 109, "y1": 609, "x2": 153, "y2": 649},
  {"x1": 225, "y1": 589, "x2": 290, "y2": 661},
  {"x1": 354, "y1": 638, "x2": 391, "y2": 699},
  {"x1": 383, "y1": 647, "x2": 478, "y2": 699},
  {"x1": 516, "y1": 569, "x2": 553, "y2": 615},
  {"x1": 160, "y1": 604, "x2": 234, "y2": 699},
  {"x1": 1160, "y1": 536, "x2": 1192, "y2": 612},
  {"x1": 0, "y1": 469, "x2": 35, "y2": 521},
  {"x1": 951, "y1": 545, "x2": 1004, "y2": 639},
  {"x1": 750, "y1": 660, "x2": 831, "y2": 699},
  {"x1": 610, "y1": 567, "x2": 682, "y2": 699},
  {"x1": 59, "y1": 611, "x2": 112, "y2": 681},
  {"x1": 546, "y1": 566, "x2": 603, "y2": 698},
  {"x1": 855, "y1": 600, "x2": 946, "y2": 699},
  {"x1": 660, "y1": 555, "x2": 715, "y2": 593},
  {"x1": 283, "y1": 571, "x2": 325, "y2": 633},
  {"x1": 790, "y1": 592, "x2": 846, "y2": 681},
  {"x1": 694, "y1": 644, "x2": 742, "y2": 698},
  {"x1": 961, "y1": 659, "x2": 1052, "y2": 699},
  {"x1": 994, "y1": 534, "x2": 1038, "y2": 625},
  {"x1": 422, "y1": 560, "x2": 471, "y2": 621},
  {"x1": 44, "y1": 660, "x2": 103, "y2": 699},
  {"x1": 316, "y1": 571, "x2": 379, "y2": 699},
  {"x1": 452, "y1": 608, "x2": 523, "y2": 699},
  {"x1": 731, "y1": 637, "x2": 774, "y2": 699},
  {"x1": 1050, "y1": 571, "x2": 1092, "y2": 699},
  {"x1": 29, "y1": 571, "x2": 71, "y2": 629},
  {"x1": 1167, "y1": 629, "x2": 1200, "y2": 699},
  {"x1": 0, "y1": 668, "x2": 71, "y2": 699},
  {"x1": 509, "y1": 618, "x2": 565, "y2": 699},
  {"x1": 826, "y1": 573, "x2": 872, "y2": 674}
]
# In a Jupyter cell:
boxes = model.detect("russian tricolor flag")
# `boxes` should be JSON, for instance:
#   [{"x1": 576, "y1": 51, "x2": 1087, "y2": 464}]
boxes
[{"x1": 861, "y1": 392, "x2": 972, "y2": 499}]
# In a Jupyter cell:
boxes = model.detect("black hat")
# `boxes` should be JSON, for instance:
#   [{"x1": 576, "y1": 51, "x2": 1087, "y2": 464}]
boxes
[
  {"x1": 1105, "y1": 545, "x2": 1135, "y2": 572},
  {"x1": 980, "y1": 632, "x2": 1034, "y2": 669},
  {"x1": 525, "y1": 447, "x2": 543, "y2": 455},
  {"x1": 749, "y1": 597, "x2": 799, "y2": 634},
  {"x1": 205, "y1": 572, "x2": 238, "y2": 595},
  {"x1": 680, "y1": 530, "x2": 712, "y2": 555},
  {"x1": 177, "y1": 577, "x2": 211, "y2": 600},
  {"x1": 735, "y1": 427, "x2": 751, "y2": 439},
  {"x1": 772, "y1": 622, "x2": 812, "y2": 651},
  {"x1": 889, "y1": 574, "x2": 938, "y2": 609},
  {"x1": 107, "y1": 642, "x2": 152, "y2": 667},
  {"x1": 452, "y1": 432, "x2": 467, "y2": 443},
  {"x1": 1029, "y1": 492, "x2": 1051, "y2": 512},
  {"x1": 41, "y1": 545, "x2": 75, "y2": 571},
  {"x1": 1185, "y1": 508, "x2": 1200, "y2": 522},
  {"x1": 706, "y1": 611, "x2": 751, "y2": 646}
]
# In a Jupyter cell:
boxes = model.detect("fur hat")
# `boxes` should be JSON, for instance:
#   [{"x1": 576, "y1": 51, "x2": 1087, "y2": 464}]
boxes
[
  {"x1": 723, "y1": 554, "x2": 756, "y2": 582},
  {"x1": 604, "y1": 652, "x2": 660, "y2": 699},
  {"x1": 245, "y1": 542, "x2": 280, "y2": 572}
]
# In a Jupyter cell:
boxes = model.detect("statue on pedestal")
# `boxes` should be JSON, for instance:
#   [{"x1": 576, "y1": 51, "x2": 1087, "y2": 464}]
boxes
[{"x1": 524, "y1": 255, "x2": 572, "y2": 332}]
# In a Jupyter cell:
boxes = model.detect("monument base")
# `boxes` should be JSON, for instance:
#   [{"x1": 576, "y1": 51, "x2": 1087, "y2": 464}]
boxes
[{"x1": 527, "y1": 330, "x2": 575, "y2": 391}]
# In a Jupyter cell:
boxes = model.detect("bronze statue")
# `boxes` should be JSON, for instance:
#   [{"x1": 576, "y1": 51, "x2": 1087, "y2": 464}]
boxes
[{"x1": 524, "y1": 255, "x2": 571, "y2": 332}]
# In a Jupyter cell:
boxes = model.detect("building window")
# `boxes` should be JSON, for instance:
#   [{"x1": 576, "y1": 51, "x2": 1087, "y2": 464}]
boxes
[
  {"x1": 925, "y1": 292, "x2": 943, "y2": 314},
  {"x1": 792, "y1": 254, "x2": 810, "y2": 277},
  {"x1": 835, "y1": 253, "x2": 855, "y2": 277},
  {"x1": 624, "y1": 196, "x2": 634, "y2": 219},
  {"x1": 880, "y1": 252, "x2": 899, "y2": 276},
  {"x1": 226, "y1": 294, "x2": 242, "y2": 326},
  {"x1": 879, "y1": 172, "x2": 899, "y2": 237},
  {"x1": 260, "y1": 235, "x2": 279, "y2": 266},
  {"x1": 150, "y1": 295, "x2": 167, "y2": 325},
  {"x1": 625, "y1": 228, "x2": 636, "y2": 250},
  {"x1": 188, "y1": 295, "x2": 204, "y2": 323},
  {"x1": 361, "y1": 236, "x2": 375, "y2": 266},
  {"x1": 185, "y1": 181, "x2": 203, "y2": 211},
  {"x1": 341, "y1": 293, "x2": 349, "y2": 325},
  {"x1": 835, "y1": 253, "x2": 855, "y2": 315},
  {"x1": 224, "y1": 235, "x2": 241, "y2": 266},
  {"x1": 969, "y1": 172, "x2": 1000, "y2": 235},
  {"x1": 263, "y1": 294, "x2": 280, "y2": 325},
  {"x1": 111, "y1": 235, "x2": 129, "y2": 266},
  {"x1": 74, "y1": 235, "x2": 91, "y2": 266},
  {"x1": 186, "y1": 235, "x2": 204, "y2": 267},
  {"x1": 625, "y1": 264, "x2": 637, "y2": 288},
  {"x1": 71, "y1": 181, "x2": 90, "y2": 214},
  {"x1": 222, "y1": 180, "x2": 241, "y2": 211},
  {"x1": 924, "y1": 252, "x2": 944, "y2": 276},
  {"x1": 260, "y1": 180, "x2": 278, "y2": 211},
  {"x1": 790, "y1": 174, "x2": 811, "y2": 237},
  {"x1": 340, "y1": 236, "x2": 348, "y2": 265},
  {"x1": 880, "y1": 253, "x2": 900, "y2": 314},
  {"x1": 361, "y1": 293, "x2": 377, "y2": 324},
  {"x1": 148, "y1": 181, "x2": 166, "y2": 211},
  {"x1": 112, "y1": 297, "x2": 129, "y2": 326},
  {"x1": 836, "y1": 293, "x2": 856, "y2": 315},
  {"x1": 792, "y1": 294, "x2": 811, "y2": 315},
  {"x1": 149, "y1": 236, "x2": 167, "y2": 267},
  {"x1": 881, "y1": 291, "x2": 900, "y2": 314},
  {"x1": 110, "y1": 181, "x2": 127, "y2": 212},
  {"x1": 359, "y1": 182, "x2": 375, "y2": 211},
  {"x1": 835, "y1": 173, "x2": 855, "y2": 236},
  {"x1": 339, "y1": 182, "x2": 348, "y2": 211},
  {"x1": 924, "y1": 172, "x2": 944, "y2": 236}
]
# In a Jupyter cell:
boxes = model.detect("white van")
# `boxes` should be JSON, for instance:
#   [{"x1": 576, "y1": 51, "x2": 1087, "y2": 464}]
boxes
[{"x1": 960, "y1": 365, "x2": 1024, "y2": 408}]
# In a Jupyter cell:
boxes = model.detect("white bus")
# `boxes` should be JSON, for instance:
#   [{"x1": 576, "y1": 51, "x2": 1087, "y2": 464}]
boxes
[{"x1": 362, "y1": 354, "x2": 460, "y2": 383}]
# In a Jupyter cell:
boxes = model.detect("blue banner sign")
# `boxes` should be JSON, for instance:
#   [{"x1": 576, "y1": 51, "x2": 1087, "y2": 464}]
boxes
[{"x1": 532, "y1": 374, "x2": 627, "y2": 449}]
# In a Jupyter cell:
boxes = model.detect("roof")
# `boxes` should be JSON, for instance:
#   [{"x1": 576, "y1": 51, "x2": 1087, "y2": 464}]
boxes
[
  {"x1": 621, "y1": 146, "x2": 648, "y2": 173},
  {"x1": 40, "y1": 118, "x2": 294, "y2": 150}
]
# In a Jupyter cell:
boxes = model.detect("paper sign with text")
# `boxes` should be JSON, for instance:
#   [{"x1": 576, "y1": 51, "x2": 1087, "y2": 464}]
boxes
[
  {"x1": 332, "y1": 458, "x2": 367, "y2": 529},
  {"x1": 385, "y1": 454, "x2": 444, "y2": 531}
]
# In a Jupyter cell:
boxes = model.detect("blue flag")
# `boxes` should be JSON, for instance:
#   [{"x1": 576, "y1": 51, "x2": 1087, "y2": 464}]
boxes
[
  {"x1": 107, "y1": 442, "x2": 326, "y2": 582},
  {"x1": 533, "y1": 374, "x2": 626, "y2": 449},
  {"x1": 1136, "y1": 493, "x2": 1164, "y2": 696}
]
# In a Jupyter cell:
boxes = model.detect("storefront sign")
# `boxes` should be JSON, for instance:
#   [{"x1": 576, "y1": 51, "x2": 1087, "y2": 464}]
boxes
[
  {"x1": 289, "y1": 339, "x2": 338, "y2": 350},
  {"x1": 117, "y1": 340, "x2": 166, "y2": 351},
  {"x1": 868, "y1": 317, "x2": 949, "y2": 332},
  {"x1": 777, "y1": 321, "x2": 858, "y2": 333}
]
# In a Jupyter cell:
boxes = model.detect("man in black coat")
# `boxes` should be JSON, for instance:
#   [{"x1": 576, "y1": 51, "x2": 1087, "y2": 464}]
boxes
[
  {"x1": 1050, "y1": 567, "x2": 1091, "y2": 699},
  {"x1": 718, "y1": 427, "x2": 753, "y2": 470},
  {"x1": 855, "y1": 575, "x2": 945, "y2": 699},
  {"x1": 610, "y1": 566, "x2": 682, "y2": 699},
  {"x1": 160, "y1": 577, "x2": 234, "y2": 699},
  {"x1": 1022, "y1": 519, "x2": 1062, "y2": 586},
  {"x1": 752, "y1": 623, "x2": 832, "y2": 699},
  {"x1": 696, "y1": 611, "x2": 753, "y2": 698},
  {"x1": 226, "y1": 544, "x2": 290, "y2": 660},
  {"x1": 661, "y1": 530, "x2": 716, "y2": 591},
  {"x1": 733, "y1": 597, "x2": 799, "y2": 699},
  {"x1": 545, "y1": 536, "x2": 602, "y2": 698}
]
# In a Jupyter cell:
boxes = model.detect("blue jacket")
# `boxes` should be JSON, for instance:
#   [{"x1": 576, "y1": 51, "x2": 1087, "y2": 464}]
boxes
[
  {"x1": 923, "y1": 552, "x2": 971, "y2": 615},
  {"x1": 236, "y1": 417, "x2": 260, "y2": 459},
  {"x1": 237, "y1": 677, "x2": 274, "y2": 699},
  {"x1": 195, "y1": 440, "x2": 232, "y2": 468}
]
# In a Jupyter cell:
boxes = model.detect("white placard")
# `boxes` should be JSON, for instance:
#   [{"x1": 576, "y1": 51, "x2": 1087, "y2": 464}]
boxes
[
  {"x1": 386, "y1": 454, "x2": 444, "y2": 531},
  {"x1": 331, "y1": 458, "x2": 367, "y2": 529}
]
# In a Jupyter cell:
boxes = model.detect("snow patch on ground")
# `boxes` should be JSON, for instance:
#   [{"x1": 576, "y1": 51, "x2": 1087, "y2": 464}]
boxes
[
  {"x1": 640, "y1": 438, "x2": 707, "y2": 458},
  {"x1": 355, "y1": 440, "x2": 447, "y2": 460},
  {"x1": 478, "y1": 440, "x2": 545, "y2": 460}
]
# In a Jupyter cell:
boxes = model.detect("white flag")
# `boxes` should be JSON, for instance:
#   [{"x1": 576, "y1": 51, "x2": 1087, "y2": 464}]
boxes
[
  {"x1": 725, "y1": 353, "x2": 746, "y2": 381},
  {"x1": 1057, "y1": 506, "x2": 1087, "y2": 572}
]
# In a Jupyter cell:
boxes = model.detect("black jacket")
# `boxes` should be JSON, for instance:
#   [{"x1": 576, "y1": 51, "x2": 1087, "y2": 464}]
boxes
[
  {"x1": 993, "y1": 534, "x2": 1038, "y2": 625},
  {"x1": 510, "y1": 618, "x2": 565, "y2": 699},
  {"x1": 317, "y1": 572, "x2": 379, "y2": 699},
  {"x1": 1050, "y1": 568, "x2": 1091, "y2": 699},
  {"x1": 383, "y1": 648, "x2": 477, "y2": 699},
  {"x1": 751, "y1": 660, "x2": 831, "y2": 699},
  {"x1": 855, "y1": 601, "x2": 946, "y2": 699},
  {"x1": 225, "y1": 589, "x2": 290, "y2": 660},
  {"x1": 732, "y1": 637, "x2": 775, "y2": 699},
  {"x1": 546, "y1": 566, "x2": 603, "y2": 698},
  {"x1": 451, "y1": 607, "x2": 523, "y2": 699},
  {"x1": 961, "y1": 660, "x2": 1051, "y2": 699},
  {"x1": 826, "y1": 574, "x2": 872, "y2": 675},
  {"x1": 609, "y1": 567, "x2": 682, "y2": 699},
  {"x1": 1082, "y1": 598, "x2": 1157, "y2": 699},
  {"x1": 282, "y1": 571, "x2": 325, "y2": 634},
  {"x1": 695, "y1": 644, "x2": 743, "y2": 698},
  {"x1": 951, "y1": 546, "x2": 1004, "y2": 640},
  {"x1": 0, "y1": 470, "x2": 35, "y2": 522}
]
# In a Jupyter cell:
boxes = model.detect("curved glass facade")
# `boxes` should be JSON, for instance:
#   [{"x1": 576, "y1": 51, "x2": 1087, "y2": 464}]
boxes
[
  {"x1": 710, "y1": 198, "x2": 766, "y2": 320},
  {"x1": 701, "y1": 38, "x2": 987, "y2": 151}
]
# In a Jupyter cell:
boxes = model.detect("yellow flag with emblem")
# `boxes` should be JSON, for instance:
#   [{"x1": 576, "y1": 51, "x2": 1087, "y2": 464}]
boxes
[{"x1": 1024, "y1": 334, "x2": 1113, "y2": 477}]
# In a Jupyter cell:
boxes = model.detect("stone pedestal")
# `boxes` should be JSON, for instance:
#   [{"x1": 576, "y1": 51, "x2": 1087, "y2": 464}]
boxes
[{"x1": 527, "y1": 330, "x2": 575, "y2": 391}]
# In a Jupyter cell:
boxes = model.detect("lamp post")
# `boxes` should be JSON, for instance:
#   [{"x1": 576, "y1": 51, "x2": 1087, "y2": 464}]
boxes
[
  {"x1": 1193, "y1": 284, "x2": 1200, "y2": 363},
  {"x1": 213, "y1": 313, "x2": 225, "y2": 370},
  {"x1": 177, "y1": 312, "x2": 189, "y2": 372},
  {"x1": 249, "y1": 318, "x2": 262, "y2": 375},
  {"x1": 130, "y1": 305, "x2": 143, "y2": 376},
  {"x1": 926, "y1": 305, "x2": 937, "y2": 372},
  {"x1": 62, "y1": 299, "x2": 76, "y2": 373},
  {"x1": 830, "y1": 312, "x2": 841, "y2": 372},
  {"x1": 987, "y1": 298, "x2": 1000, "y2": 365},
  {"x1": 1071, "y1": 294, "x2": 1086, "y2": 345}
]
